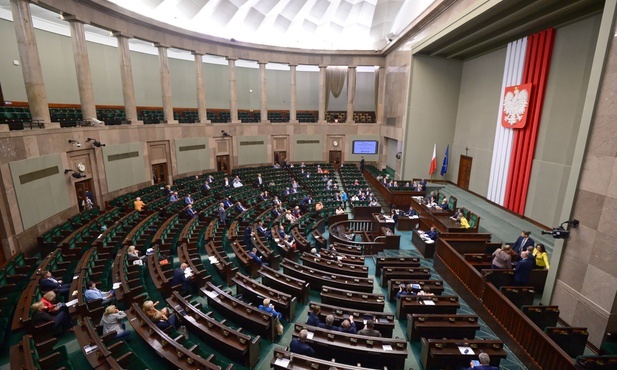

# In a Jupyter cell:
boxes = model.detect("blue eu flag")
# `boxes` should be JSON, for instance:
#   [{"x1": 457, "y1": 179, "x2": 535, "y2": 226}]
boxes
[{"x1": 440, "y1": 145, "x2": 449, "y2": 176}]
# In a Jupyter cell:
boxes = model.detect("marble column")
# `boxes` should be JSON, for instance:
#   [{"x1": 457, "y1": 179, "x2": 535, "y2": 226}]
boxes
[
  {"x1": 258, "y1": 61, "x2": 269, "y2": 123},
  {"x1": 346, "y1": 66, "x2": 357, "y2": 124},
  {"x1": 289, "y1": 64, "x2": 298, "y2": 123},
  {"x1": 376, "y1": 66, "x2": 386, "y2": 124},
  {"x1": 67, "y1": 18, "x2": 96, "y2": 124},
  {"x1": 114, "y1": 33, "x2": 139, "y2": 124},
  {"x1": 156, "y1": 45, "x2": 176, "y2": 124},
  {"x1": 227, "y1": 57, "x2": 239, "y2": 123},
  {"x1": 318, "y1": 65, "x2": 327, "y2": 124},
  {"x1": 10, "y1": 0, "x2": 53, "y2": 127},
  {"x1": 193, "y1": 52, "x2": 209, "y2": 123}
]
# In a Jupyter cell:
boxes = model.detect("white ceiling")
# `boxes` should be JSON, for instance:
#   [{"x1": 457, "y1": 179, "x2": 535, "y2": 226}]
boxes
[{"x1": 105, "y1": 0, "x2": 436, "y2": 50}]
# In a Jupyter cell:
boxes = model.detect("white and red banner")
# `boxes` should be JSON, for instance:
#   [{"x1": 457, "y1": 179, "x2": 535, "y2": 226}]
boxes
[
  {"x1": 429, "y1": 144, "x2": 436, "y2": 175},
  {"x1": 502, "y1": 83, "x2": 533, "y2": 129}
]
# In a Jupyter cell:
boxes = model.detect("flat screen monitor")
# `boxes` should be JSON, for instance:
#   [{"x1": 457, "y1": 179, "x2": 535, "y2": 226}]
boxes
[{"x1": 352, "y1": 140, "x2": 378, "y2": 155}]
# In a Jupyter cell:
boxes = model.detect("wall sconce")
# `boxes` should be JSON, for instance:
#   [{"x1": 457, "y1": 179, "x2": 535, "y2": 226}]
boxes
[
  {"x1": 86, "y1": 138, "x2": 105, "y2": 147},
  {"x1": 68, "y1": 140, "x2": 81, "y2": 148},
  {"x1": 64, "y1": 169, "x2": 86, "y2": 179}
]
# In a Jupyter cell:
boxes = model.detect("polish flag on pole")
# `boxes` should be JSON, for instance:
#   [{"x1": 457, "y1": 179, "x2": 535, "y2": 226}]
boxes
[{"x1": 429, "y1": 144, "x2": 437, "y2": 175}]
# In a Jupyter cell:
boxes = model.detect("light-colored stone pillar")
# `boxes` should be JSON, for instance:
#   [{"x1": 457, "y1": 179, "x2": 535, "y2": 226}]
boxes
[
  {"x1": 227, "y1": 57, "x2": 239, "y2": 123},
  {"x1": 289, "y1": 64, "x2": 298, "y2": 123},
  {"x1": 258, "y1": 61, "x2": 269, "y2": 123},
  {"x1": 10, "y1": 0, "x2": 53, "y2": 127},
  {"x1": 193, "y1": 52, "x2": 210, "y2": 123},
  {"x1": 114, "y1": 33, "x2": 140, "y2": 124},
  {"x1": 318, "y1": 65, "x2": 327, "y2": 124},
  {"x1": 156, "y1": 44, "x2": 177, "y2": 124},
  {"x1": 376, "y1": 66, "x2": 386, "y2": 124},
  {"x1": 67, "y1": 18, "x2": 96, "y2": 124},
  {"x1": 346, "y1": 66, "x2": 357, "y2": 124}
]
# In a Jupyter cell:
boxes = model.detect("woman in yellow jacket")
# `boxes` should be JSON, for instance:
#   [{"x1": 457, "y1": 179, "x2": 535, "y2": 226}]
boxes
[{"x1": 533, "y1": 244, "x2": 550, "y2": 269}]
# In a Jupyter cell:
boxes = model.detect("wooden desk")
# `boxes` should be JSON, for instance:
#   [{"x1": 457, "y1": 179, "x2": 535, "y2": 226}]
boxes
[
  {"x1": 372, "y1": 213, "x2": 396, "y2": 231},
  {"x1": 233, "y1": 273, "x2": 297, "y2": 321},
  {"x1": 352, "y1": 206, "x2": 382, "y2": 220},
  {"x1": 320, "y1": 286, "x2": 385, "y2": 312},
  {"x1": 300, "y1": 252, "x2": 369, "y2": 277},
  {"x1": 259, "y1": 265, "x2": 310, "y2": 304},
  {"x1": 282, "y1": 259, "x2": 374, "y2": 293},
  {"x1": 374, "y1": 256, "x2": 421, "y2": 277},
  {"x1": 412, "y1": 229, "x2": 437, "y2": 258},
  {"x1": 420, "y1": 338, "x2": 506, "y2": 370},
  {"x1": 271, "y1": 347, "x2": 385, "y2": 370},
  {"x1": 309, "y1": 301, "x2": 395, "y2": 338},
  {"x1": 397, "y1": 215, "x2": 419, "y2": 231},
  {"x1": 320, "y1": 249, "x2": 366, "y2": 265},
  {"x1": 387, "y1": 279, "x2": 445, "y2": 301},
  {"x1": 407, "y1": 314, "x2": 480, "y2": 341},
  {"x1": 396, "y1": 295, "x2": 460, "y2": 319},
  {"x1": 521, "y1": 305, "x2": 560, "y2": 330},
  {"x1": 293, "y1": 323, "x2": 407, "y2": 369},
  {"x1": 381, "y1": 266, "x2": 431, "y2": 287},
  {"x1": 201, "y1": 282, "x2": 278, "y2": 341}
]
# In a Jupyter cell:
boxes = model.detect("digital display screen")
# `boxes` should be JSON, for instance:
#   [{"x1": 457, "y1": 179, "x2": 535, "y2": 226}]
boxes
[{"x1": 352, "y1": 140, "x2": 378, "y2": 154}]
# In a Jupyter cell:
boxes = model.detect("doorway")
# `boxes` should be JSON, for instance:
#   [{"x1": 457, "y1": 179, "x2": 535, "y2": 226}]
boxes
[
  {"x1": 74, "y1": 179, "x2": 95, "y2": 212},
  {"x1": 457, "y1": 155, "x2": 472, "y2": 190},
  {"x1": 329, "y1": 150, "x2": 342, "y2": 170},
  {"x1": 152, "y1": 163, "x2": 168, "y2": 185},
  {"x1": 274, "y1": 151, "x2": 287, "y2": 165},
  {"x1": 217, "y1": 155, "x2": 230, "y2": 173}
]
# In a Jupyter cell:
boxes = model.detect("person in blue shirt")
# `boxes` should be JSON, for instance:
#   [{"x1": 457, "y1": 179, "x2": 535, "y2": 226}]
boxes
[
  {"x1": 186, "y1": 204, "x2": 197, "y2": 218},
  {"x1": 248, "y1": 248, "x2": 268, "y2": 267},
  {"x1": 306, "y1": 305, "x2": 321, "y2": 326},
  {"x1": 290, "y1": 329, "x2": 314, "y2": 356},
  {"x1": 184, "y1": 194, "x2": 193, "y2": 205},
  {"x1": 341, "y1": 191, "x2": 348, "y2": 207},
  {"x1": 85, "y1": 281, "x2": 116, "y2": 305},
  {"x1": 169, "y1": 192, "x2": 179, "y2": 202},
  {"x1": 427, "y1": 226, "x2": 439, "y2": 241},
  {"x1": 259, "y1": 298, "x2": 282, "y2": 320}
]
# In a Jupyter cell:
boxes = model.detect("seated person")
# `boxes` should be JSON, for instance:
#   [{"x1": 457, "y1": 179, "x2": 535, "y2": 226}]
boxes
[
  {"x1": 85, "y1": 281, "x2": 116, "y2": 305},
  {"x1": 283, "y1": 188, "x2": 291, "y2": 196},
  {"x1": 435, "y1": 197, "x2": 449, "y2": 211},
  {"x1": 169, "y1": 192, "x2": 179, "y2": 202},
  {"x1": 223, "y1": 177, "x2": 231, "y2": 188},
  {"x1": 278, "y1": 225, "x2": 294, "y2": 243},
  {"x1": 427, "y1": 226, "x2": 439, "y2": 241},
  {"x1": 319, "y1": 314, "x2": 338, "y2": 331},
  {"x1": 344, "y1": 228, "x2": 355, "y2": 241},
  {"x1": 369, "y1": 198, "x2": 379, "y2": 207},
  {"x1": 232, "y1": 176, "x2": 243, "y2": 188},
  {"x1": 171, "y1": 263, "x2": 194, "y2": 293},
  {"x1": 248, "y1": 248, "x2": 268, "y2": 267},
  {"x1": 39, "y1": 270, "x2": 71, "y2": 301},
  {"x1": 100, "y1": 305, "x2": 131, "y2": 340},
  {"x1": 256, "y1": 221, "x2": 271, "y2": 239},
  {"x1": 357, "y1": 320, "x2": 382, "y2": 337},
  {"x1": 396, "y1": 283, "x2": 411, "y2": 298},
  {"x1": 290, "y1": 329, "x2": 315, "y2": 356},
  {"x1": 222, "y1": 197, "x2": 233, "y2": 208},
  {"x1": 142, "y1": 300, "x2": 184, "y2": 332},
  {"x1": 31, "y1": 301, "x2": 72, "y2": 334},
  {"x1": 350, "y1": 194, "x2": 359, "y2": 203},
  {"x1": 41, "y1": 291, "x2": 68, "y2": 314},
  {"x1": 127, "y1": 245, "x2": 146, "y2": 262},
  {"x1": 134, "y1": 197, "x2": 145, "y2": 211},
  {"x1": 184, "y1": 194, "x2": 194, "y2": 205},
  {"x1": 235, "y1": 201, "x2": 246, "y2": 212},
  {"x1": 186, "y1": 204, "x2": 197, "y2": 218},
  {"x1": 203, "y1": 181, "x2": 211, "y2": 191},
  {"x1": 466, "y1": 352, "x2": 498, "y2": 370},
  {"x1": 335, "y1": 206, "x2": 345, "y2": 215},
  {"x1": 164, "y1": 185, "x2": 172, "y2": 195},
  {"x1": 406, "y1": 206, "x2": 418, "y2": 217},
  {"x1": 310, "y1": 247, "x2": 321, "y2": 258},
  {"x1": 292, "y1": 206, "x2": 302, "y2": 219},
  {"x1": 258, "y1": 298, "x2": 282, "y2": 320},
  {"x1": 285, "y1": 210, "x2": 297, "y2": 223},
  {"x1": 338, "y1": 317, "x2": 357, "y2": 334},
  {"x1": 306, "y1": 305, "x2": 321, "y2": 326},
  {"x1": 315, "y1": 201, "x2": 324, "y2": 211}
]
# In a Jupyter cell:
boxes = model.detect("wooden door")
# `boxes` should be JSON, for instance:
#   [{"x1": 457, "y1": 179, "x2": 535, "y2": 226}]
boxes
[
  {"x1": 151, "y1": 163, "x2": 167, "y2": 184},
  {"x1": 217, "y1": 155, "x2": 230, "y2": 173},
  {"x1": 274, "y1": 151, "x2": 287, "y2": 165},
  {"x1": 74, "y1": 179, "x2": 94, "y2": 211},
  {"x1": 457, "y1": 155, "x2": 472, "y2": 190},
  {"x1": 329, "y1": 150, "x2": 342, "y2": 169}
]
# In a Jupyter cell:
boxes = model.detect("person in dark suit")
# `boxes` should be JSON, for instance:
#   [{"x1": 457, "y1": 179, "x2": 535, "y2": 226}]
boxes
[
  {"x1": 218, "y1": 203, "x2": 226, "y2": 225},
  {"x1": 290, "y1": 329, "x2": 314, "y2": 356},
  {"x1": 244, "y1": 225, "x2": 254, "y2": 250},
  {"x1": 222, "y1": 197, "x2": 233, "y2": 208},
  {"x1": 39, "y1": 270, "x2": 71, "y2": 300},
  {"x1": 223, "y1": 177, "x2": 230, "y2": 188},
  {"x1": 306, "y1": 305, "x2": 321, "y2": 326},
  {"x1": 513, "y1": 251, "x2": 534, "y2": 286},
  {"x1": 186, "y1": 204, "x2": 197, "y2": 218},
  {"x1": 465, "y1": 352, "x2": 498, "y2": 370},
  {"x1": 256, "y1": 221, "x2": 271, "y2": 239},
  {"x1": 236, "y1": 202, "x2": 246, "y2": 213},
  {"x1": 318, "y1": 315, "x2": 337, "y2": 331},
  {"x1": 513, "y1": 231, "x2": 535, "y2": 256},
  {"x1": 171, "y1": 263, "x2": 193, "y2": 293},
  {"x1": 338, "y1": 317, "x2": 357, "y2": 334},
  {"x1": 255, "y1": 173, "x2": 264, "y2": 189},
  {"x1": 248, "y1": 248, "x2": 268, "y2": 267},
  {"x1": 360, "y1": 156, "x2": 365, "y2": 173},
  {"x1": 427, "y1": 226, "x2": 439, "y2": 241}
]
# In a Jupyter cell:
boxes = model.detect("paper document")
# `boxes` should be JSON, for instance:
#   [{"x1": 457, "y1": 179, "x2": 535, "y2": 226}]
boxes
[
  {"x1": 382, "y1": 344, "x2": 393, "y2": 351},
  {"x1": 84, "y1": 344, "x2": 98, "y2": 354},
  {"x1": 458, "y1": 346, "x2": 475, "y2": 355},
  {"x1": 306, "y1": 331, "x2": 314, "y2": 340},
  {"x1": 422, "y1": 300, "x2": 435, "y2": 305},
  {"x1": 112, "y1": 282, "x2": 121, "y2": 289},
  {"x1": 274, "y1": 358, "x2": 291, "y2": 367},
  {"x1": 65, "y1": 299, "x2": 79, "y2": 307}
]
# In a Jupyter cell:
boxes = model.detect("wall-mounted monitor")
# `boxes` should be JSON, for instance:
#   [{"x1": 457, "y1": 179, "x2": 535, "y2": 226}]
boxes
[{"x1": 352, "y1": 140, "x2": 379, "y2": 155}]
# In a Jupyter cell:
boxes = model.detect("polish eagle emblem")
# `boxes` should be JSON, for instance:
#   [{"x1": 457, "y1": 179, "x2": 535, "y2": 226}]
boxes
[{"x1": 501, "y1": 83, "x2": 532, "y2": 129}]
